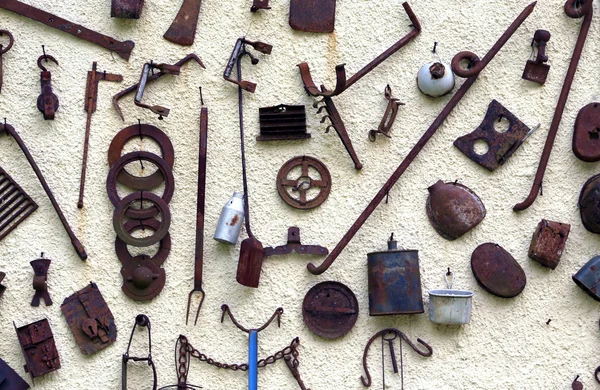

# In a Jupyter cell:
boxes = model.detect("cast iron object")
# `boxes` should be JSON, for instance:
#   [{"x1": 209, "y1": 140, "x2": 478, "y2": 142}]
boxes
[
  {"x1": 289, "y1": 0, "x2": 335, "y2": 33},
  {"x1": 361, "y1": 328, "x2": 432, "y2": 388},
  {"x1": 302, "y1": 281, "x2": 358, "y2": 339},
  {"x1": 0, "y1": 0, "x2": 134, "y2": 60},
  {"x1": 257, "y1": 105, "x2": 309, "y2": 141},
  {"x1": 522, "y1": 29, "x2": 551, "y2": 85},
  {"x1": 251, "y1": 0, "x2": 270, "y2": 12},
  {"x1": 113, "y1": 54, "x2": 205, "y2": 121},
  {"x1": 0, "y1": 357, "x2": 29, "y2": 389},
  {"x1": 471, "y1": 243, "x2": 526, "y2": 298},
  {"x1": 276, "y1": 156, "x2": 331, "y2": 210},
  {"x1": 60, "y1": 282, "x2": 116, "y2": 355},
  {"x1": 122, "y1": 314, "x2": 157, "y2": 390},
  {"x1": 454, "y1": 100, "x2": 532, "y2": 171},
  {"x1": 314, "y1": 97, "x2": 363, "y2": 169},
  {"x1": 0, "y1": 30, "x2": 14, "y2": 93},
  {"x1": 426, "y1": 180, "x2": 486, "y2": 241},
  {"x1": 579, "y1": 173, "x2": 600, "y2": 233},
  {"x1": 573, "y1": 256, "x2": 600, "y2": 301},
  {"x1": 367, "y1": 234, "x2": 423, "y2": 315},
  {"x1": 111, "y1": 0, "x2": 144, "y2": 18},
  {"x1": 0, "y1": 123, "x2": 86, "y2": 260},
  {"x1": 224, "y1": 38, "x2": 272, "y2": 93},
  {"x1": 115, "y1": 218, "x2": 171, "y2": 266},
  {"x1": 121, "y1": 256, "x2": 166, "y2": 301},
  {"x1": 264, "y1": 227, "x2": 329, "y2": 257},
  {"x1": 572, "y1": 375, "x2": 584, "y2": 390},
  {"x1": 164, "y1": 0, "x2": 202, "y2": 46},
  {"x1": 186, "y1": 106, "x2": 208, "y2": 326},
  {"x1": 514, "y1": 0, "x2": 592, "y2": 211},
  {"x1": 30, "y1": 258, "x2": 51, "y2": 307},
  {"x1": 78, "y1": 62, "x2": 123, "y2": 209},
  {"x1": 305, "y1": 2, "x2": 535, "y2": 275},
  {"x1": 0, "y1": 272, "x2": 6, "y2": 299},
  {"x1": 528, "y1": 219, "x2": 570, "y2": 270},
  {"x1": 113, "y1": 192, "x2": 172, "y2": 247},
  {"x1": 0, "y1": 166, "x2": 38, "y2": 242},
  {"x1": 135, "y1": 61, "x2": 184, "y2": 119},
  {"x1": 573, "y1": 103, "x2": 600, "y2": 162},
  {"x1": 368, "y1": 85, "x2": 404, "y2": 142},
  {"x1": 14, "y1": 318, "x2": 60, "y2": 381},
  {"x1": 36, "y1": 54, "x2": 59, "y2": 120},
  {"x1": 108, "y1": 124, "x2": 174, "y2": 189}
]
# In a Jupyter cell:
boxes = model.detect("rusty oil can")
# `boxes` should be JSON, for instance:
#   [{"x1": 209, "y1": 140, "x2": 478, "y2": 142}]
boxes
[{"x1": 367, "y1": 234, "x2": 424, "y2": 315}]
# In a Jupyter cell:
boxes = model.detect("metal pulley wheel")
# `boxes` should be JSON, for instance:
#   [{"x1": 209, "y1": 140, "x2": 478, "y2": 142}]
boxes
[
  {"x1": 113, "y1": 191, "x2": 171, "y2": 247},
  {"x1": 115, "y1": 218, "x2": 171, "y2": 266},
  {"x1": 276, "y1": 156, "x2": 331, "y2": 210}
]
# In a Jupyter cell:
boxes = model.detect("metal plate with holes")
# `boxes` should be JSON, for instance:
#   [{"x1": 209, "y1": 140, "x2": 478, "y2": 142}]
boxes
[
  {"x1": 302, "y1": 281, "x2": 358, "y2": 339},
  {"x1": 0, "y1": 166, "x2": 38, "y2": 241},
  {"x1": 276, "y1": 156, "x2": 331, "y2": 210}
]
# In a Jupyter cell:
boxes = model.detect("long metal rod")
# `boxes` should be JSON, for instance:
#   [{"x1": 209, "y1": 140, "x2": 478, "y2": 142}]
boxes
[
  {"x1": 237, "y1": 51, "x2": 252, "y2": 237},
  {"x1": 513, "y1": 0, "x2": 592, "y2": 211},
  {"x1": 307, "y1": 2, "x2": 536, "y2": 275},
  {"x1": 77, "y1": 109, "x2": 94, "y2": 209}
]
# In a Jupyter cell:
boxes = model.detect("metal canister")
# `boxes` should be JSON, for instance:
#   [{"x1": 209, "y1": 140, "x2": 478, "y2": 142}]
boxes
[
  {"x1": 573, "y1": 255, "x2": 600, "y2": 301},
  {"x1": 428, "y1": 271, "x2": 473, "y2": 325},
  {"x1": 213, "y1": 192, "x2": 245, "y2": 245},
  {"x1": 367, "y1": 234, "x2": 424, "y2": 315}
]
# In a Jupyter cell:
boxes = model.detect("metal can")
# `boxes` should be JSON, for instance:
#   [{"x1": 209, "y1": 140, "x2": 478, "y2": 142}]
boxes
[
  {"x1": 213, "y1": 192, "x2": 245, "y2": 245},
  {"x1": 367, "y1": 234, "x2": 424, "y2": 315}
]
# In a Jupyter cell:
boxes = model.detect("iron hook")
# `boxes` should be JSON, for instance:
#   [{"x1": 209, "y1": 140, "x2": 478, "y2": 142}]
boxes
[{"x1": 37, "y1": 54, "x2": 58, "y2": 72}]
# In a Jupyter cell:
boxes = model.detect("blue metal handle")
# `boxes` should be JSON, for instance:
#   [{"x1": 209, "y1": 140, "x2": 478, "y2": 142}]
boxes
[{"x1": 248, "y1": 330, "x2": 258, "y2": 390}]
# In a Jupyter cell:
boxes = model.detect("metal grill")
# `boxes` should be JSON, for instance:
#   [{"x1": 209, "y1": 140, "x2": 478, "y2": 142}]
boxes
[{"x1": 0, "y1": 166, "x2": 37, "y2": 241}]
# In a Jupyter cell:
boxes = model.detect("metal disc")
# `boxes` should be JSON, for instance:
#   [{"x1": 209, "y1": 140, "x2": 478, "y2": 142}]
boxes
[
  {"x1": 121, "y1": 255, "x2": 166, "y2": 301},
  {"x1": 113, "y1": 191, "x2": 171, "y2": 247},
  {"x1": 302, "y1": 281, "x2": 358, "y2": 339},
  {"x1": 276, "y1": 156, "x2": 331, "y2": 210},
  {"x1": 471, "y1": 243, "x2": 526, "y2": 298},
  {"x1": 115, "y1": 218, "x2": 171, "y2": 266}
]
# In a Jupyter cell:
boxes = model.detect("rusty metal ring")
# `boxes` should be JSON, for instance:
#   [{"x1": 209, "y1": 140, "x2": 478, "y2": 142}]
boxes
[
  {"x1": 0, "y1": 30, "x2": 14, "y2": 54},
  {"x1": 451, "y1": 51, "x2": 481, "y2": 78},
  {"x1": 113, "y1": 192, "x2": 171, "y2": 247},
  {"x1": 107, "y1": 151, "x2": 174, "y2": 219},
  {"x1": 115, "y1": 218, "x2": 171, "y2": 266},
  {"x1": 120, "y1": 256, "x2": 166, "y2": 301},
  {"x1": 108, "y1": 124, "x2": 174, "y2": 189},
  {"x1": 276, "y1": 156, "x2": 331, "y2": 210}
]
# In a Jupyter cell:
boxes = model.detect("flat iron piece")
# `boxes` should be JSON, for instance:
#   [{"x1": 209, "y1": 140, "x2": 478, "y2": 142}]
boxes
[
  {"x1": 302, "y1": 281, "x2": 358, "y2": 339},
  {"x1": 14, "y1": 318, "x2": 60, "y2": 381},
  {"x1": 115, "y1": 218, "x2": 171, "y2": 266},
  {"x1": 0, "y1": 166, "x2": 38, "y2": 242},
  {"x1": 573, "y1": 102, "x2": 600, "y2": 162},
  {"x1": 113, "y1": 192, "x2": 171, "y2": 247},
  {"x1": 454, "y1": 100, "x2": 531, "y2": 171},
  {"x1": 289, "y1": 0, "x2": 336, "y2": 33},
  {"x1": 471, "y1": 243, "x2": 526, "y2": 298},
  {"x1": 30, "y1": 258, "x2": 51, "y2": 307},
  {"x1": 61, "y1": 282, "x2": 116, "y2": 355},
  {"x1": 522, "y1": 29, "x2": 551, "y2": 85},
  {"x1": 528, "y1": 219, "x2": 570, "y2": 270},
  {"x1": 264, "y1": 227, "x2": 329, "y2": 257},
  {"x1": 164, "y1": 0, "x2": 202, "y2": 45}
]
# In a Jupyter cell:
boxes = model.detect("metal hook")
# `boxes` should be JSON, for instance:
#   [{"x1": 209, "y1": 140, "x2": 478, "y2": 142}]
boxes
[
  {"x1": 37, "y1": 54, "x2": 58, "y2": 72},
  {"x1": 221, "y1": 304, "x2": 283, "y2": 334}
]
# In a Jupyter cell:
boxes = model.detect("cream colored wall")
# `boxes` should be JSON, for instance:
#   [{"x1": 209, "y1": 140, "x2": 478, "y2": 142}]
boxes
[{"x1": 0, "y1": 0, "x2": 598, "y2": 389}]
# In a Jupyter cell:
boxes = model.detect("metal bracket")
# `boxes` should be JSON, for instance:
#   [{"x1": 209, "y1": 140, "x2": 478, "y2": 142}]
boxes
[
  {"x1": 223, "y1": 38, "x2": 272, "y2": 93},
  {"x1": 30, "y1": 257, "x2": 51, "y2": 307},
  {"x1": 36, "y1": 54, "x2": 59, "y2": 120},
  {"x1": 369, "y1": 85, "x2": 404, "y2": 141},
  {"x1": 264, "y1": 227, "x2": 329, "y2": 257},
  {"x1": 135, "y1": 61, "x2": 183, "y2": 119}
]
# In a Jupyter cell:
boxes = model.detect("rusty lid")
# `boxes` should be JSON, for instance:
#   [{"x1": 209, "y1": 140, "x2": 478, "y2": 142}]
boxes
[
  {"x1": 573, "y1": 103, "x2": 600, "y2": 162},
  {"x1": 302, "y1": 281, "x2": 358, "y2": 339},
  {"x1": 471, "y1": 243, "x2": 526, "y2": 298},
  {"x1": 579, "y1": 173, "x2": 600, "y2": 234}
]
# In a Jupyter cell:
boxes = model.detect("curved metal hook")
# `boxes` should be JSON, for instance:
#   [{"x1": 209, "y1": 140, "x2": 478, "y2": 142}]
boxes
[
  {"x1": 221, "y1": 304, "x2": 284, "y2": 334},
  {"x1": 564, "y1": 0, "x2": 592, "y2": 18},
  {"x1": 297, "y1": 62, "x2": 347, "y2": 98},
  {"x1": 37, "y1": 54, "x2": 58, "y2": 72},
  {"x1": 0, "y1": 30, "x2": 14, "y2": 55}
]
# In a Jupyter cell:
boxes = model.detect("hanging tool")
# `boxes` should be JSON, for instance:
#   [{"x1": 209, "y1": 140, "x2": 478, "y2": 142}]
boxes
[
  {"x1": 224, "y1": 38, "x2": 272, "y2": 93},
  {"x1": 122, "y1": 314, "x2": 157, "y2": 390},
  {"x1": 264, "y1": 227, "x2": 329, "y2": 257},
  {"x1": 164, "y1": 0, "x2": 202, "y2": 46},
  {"x1": 186, "y1": 100, "x2": 207, "y2": 326},
  {"x1": 0, "y1": 166, "x2": 38, "y2": 241},
  {"x1": 0, "y1": 0, "x2": 134, "y2": 60},
  {"x1": 78, "y1": 62, "x2": 123, "y2": 209},
  {"x1": 306, "y1": 2, "x2": 535, "y2": 275},
  {"x1": 30, "y1": 255, "x2": 52, "y2": 307},
  {"x1": 514, "y1": 0, "x2": 591, "y2": 211},
  {"x1": 36, "y1": 51, "x2": 59, "y2": 120},
  {"x1": 361, "y1": 328, "x2": 432, "y2": 389},
  {"x1": 368, "y1": 85, "x2": 404, "y2": 141},
  {"x1": 112, "y1": 54, "x2": 205, "y2": 121},
  {"x1": 0, "y1": 30, "x2": 14, "y2": 93},
  {"x1": 522, "y1": 29, "x2": 551, "y2": 85},
  {"x1": 221, "y1": 305, "x2": 283, "y2": 390},
  {"x1": 135, "y1": 61, "x2": 182, "y2": 119},
  {"x1": 0, "y1": 122, "x2": 87, "y2": 260},
  {"x1": 289, "y1": 0, "x2": 336, "y2": 33}
]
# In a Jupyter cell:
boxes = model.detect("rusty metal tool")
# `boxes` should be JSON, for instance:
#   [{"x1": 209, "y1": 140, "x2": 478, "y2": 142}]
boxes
[
  {"x1": 221, "y1": 304, "x2": 284, "y2": 390},
  {"x1": 264, "y1": 227, "x2": 329, "y2": 257},
  {"x1": 164, "y1": 0, "x2": 202, "y2": 45},
  {"x1": 0, "y1": 166, "x2": 38, "y2": 241},
  {"x1": 111, "y1": 0, "x2": 144, "y2": 19},
  {"x1": 30, "y1": 256, "x2": 51, "y2": 307},
  {"x1": 289, "y1": 0, "x2": 336, "y2": 33},
  {"x1": 78, "y1": 62, "x2": 123, "y2": 209},
  {"x1": 36, "y1": 52, "x2": 59, "y2": 120},
  {"x1": 135, "y1": 61, "x2": 182, "y2": 119},
  {"x1": 122, "y1": 314, "x2": 157, "y2": 390},
  {"x1": 306, "y1": 2, "x2": 535, "y2": 275},
  {"x1": 186, "y1": 105, "x2": 207, "y2": 326},
  {"x1": 361, "y1": 328, "x2": 432, "y2": 388},
  {"x1": 0, "y1": 123, "x2": 87, "y2": 260},
  {"x1": 0, "y1": 30, "x2": 14, "y2": 93},
  {"x1": 0, "y1": 0, "x2": 135, "y2": 60},
  {"x1": 112, "y1": 54, "x2": 205, "y2": 121},
  {"x1": 369, "y1": 85, "x2": 404, "y2": 141},
  {"x1": 251, "y1": 0, "x2": 270, "y2": 12},
  {"x1": 14, "y1": 318, "x2": 60, "y2": 382},
  {"x1": 257, "y1": 105, "x2": 309, "y2": 141},
  {"x1": 224, "y1": 38, "x2": 272, "y2": 93},
  {"x1": 522, "y1": 29, "x2": 551, "y2": 84},
  {"x1": 528, "y1": 219, "x2": 570, "y2": 270},
  {"x1": 514, "y1": 0, "x2": 591, "y2": 211}
]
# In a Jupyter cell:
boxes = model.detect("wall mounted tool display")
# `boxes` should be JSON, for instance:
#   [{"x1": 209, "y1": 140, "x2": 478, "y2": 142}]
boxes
[
  {"x1": 368, "y1": 85, "x2": 403, "y2": 141},
  {"x1": 30, "y1": 256, "x2": 51, "y2": 307},
  {"x1": 306, "y1": 2, "x2": 535, "y2": 275},
  {"x1": 78, "y1": 62, "x2": 122, "y2": 209},
  {"x1": 573, "y1": 103, "x2": 600, "y2": 162},
  {"x1": 289, "y1": 0, "x2": 336, "y2": 33},
  {"x1": 122, "y1": 314, "x2": 157, "y2": 390},
  {"x1": 0, "y1": 166, "x2": 38, "y2": 241},
  {"x1": 14, "y1": 318, "x2": 60, "y2": 382},
  {"x1": 164, "y1": 0, "x2": 202, "y2": 45},
  {"x1": 471, "y1": 243, "x2": 526, "y2": 298},
  {"x1": 454, "y1": 100, "x2": 535, "y2": 171},
  {"x1": 257, "y1": 105, "x2": 309, "y2": 141},
  {"x1": 0, "y1": 30, "x2": 14, "y2": 93},
  {"x1": 302, "y1": 281, "x2": 358, "y2": 339},
  {"x1": 36, "y1": 52, "x2": 59, "y2": 120},
  {"x1": 528, "y1": 219, "x2": 570, "y2": 270},
  {"x1": 264, "y1": 227, "x2": 328, "y2": 257},
  {"x1": 111, "y1": 0, "x2": 144, "y2": 19},
  {"x1": 514, "y1": 0, "x2": 592, "y2": 211},
  {"x1": 61, "y1": 282, "x2": 116, "y2": 355},
  {"x1": 361, "y1": 328, "x2": 432, "y2": 388},
  {"x1": 276, "y1": 156, "x2": 331, "y2": 210},
  {"x1": 522, "y1": 29, "x2": 551, "y2": 85},
  {"x1": 0, "y1": 123, "x2": 87, "y2": 260},
  {"x1": 0, "y1": 357, "x2": 29, "y2": 389},
  {"x1": 0, "y1": 0, "x2": 135, "y2": 60},
  {"x1": 428, "y1": 270, "x2": 473, "y2": 325}
]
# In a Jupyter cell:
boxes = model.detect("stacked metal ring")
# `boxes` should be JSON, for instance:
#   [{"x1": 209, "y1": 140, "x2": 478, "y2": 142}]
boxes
[{"x1": 106, "y1": 124, "x2": 175, "y2": 301}]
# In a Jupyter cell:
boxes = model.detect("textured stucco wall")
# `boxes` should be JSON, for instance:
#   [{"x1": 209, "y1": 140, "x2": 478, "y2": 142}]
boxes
[{"x1": 0, "y1": 0, "x2": 599, "y2": 389}]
